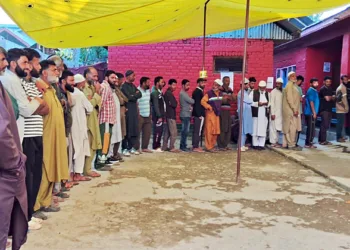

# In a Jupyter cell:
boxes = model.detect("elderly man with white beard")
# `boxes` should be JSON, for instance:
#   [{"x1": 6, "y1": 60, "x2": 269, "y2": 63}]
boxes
[{"x1": 249, "y1": 80, "x2": 270, "y2": 150}]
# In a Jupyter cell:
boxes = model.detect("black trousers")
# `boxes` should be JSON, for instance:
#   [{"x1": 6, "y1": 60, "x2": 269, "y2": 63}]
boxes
[
  {"x1": 305, "y1": 115, "x2": 316, "y2": 146},
  {"x1": 192, "y1": 117, "x2": 204, "y2": 148},
  {"x1": 23, "y1": 136, "x2": 43, "y2": 221},
  {"x1": 152, "y1": 118, "x2": 164, "y2": 149},
  {"x1": 319, "y1": 111, "x2": 332, "y2": 143},
  {"x1": 122, "y1": 136, "x2": 137, "y2": 151}
]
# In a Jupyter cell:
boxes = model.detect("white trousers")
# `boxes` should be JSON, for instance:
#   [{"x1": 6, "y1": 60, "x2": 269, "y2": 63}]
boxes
[
  {"x1": 269, "y1": 121, "x2": 282, "y2": 144},
  {"x1": 253, "y1": 136, "x2": 266, "y2": 147}
]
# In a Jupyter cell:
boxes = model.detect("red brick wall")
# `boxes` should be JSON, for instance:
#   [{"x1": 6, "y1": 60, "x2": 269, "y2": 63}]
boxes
[{"x1": 109, "y1": 38, "x2": 274, "y2": 121}]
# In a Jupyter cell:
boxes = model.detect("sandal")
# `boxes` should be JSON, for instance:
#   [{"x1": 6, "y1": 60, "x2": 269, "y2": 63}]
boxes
[
  {"x1": 73, "y1": 175, "x2": 91, "y2": 182},
  {"x1": 87, "y1": 171, "x2": 101, "y2": 178},
  {"x1": 271, "y1": 144, "x2": 281, "y2": 148},
  {"x1": 55, "y1": 192, "x2": 70, "y2": 199}
]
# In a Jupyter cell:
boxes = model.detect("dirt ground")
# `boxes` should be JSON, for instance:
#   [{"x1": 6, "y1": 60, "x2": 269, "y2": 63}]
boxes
[{"x1": 22, "y1": 150, "x2": 350, "y2": 250}]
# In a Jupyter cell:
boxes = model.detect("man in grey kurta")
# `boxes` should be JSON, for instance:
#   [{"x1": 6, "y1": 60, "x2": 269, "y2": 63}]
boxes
[
  {"x1": 0, "y1": 80, "x2": 28, "y2": 250},
  {"x1": 179, "y1": 79, "x2": 194, "y2": 151}
]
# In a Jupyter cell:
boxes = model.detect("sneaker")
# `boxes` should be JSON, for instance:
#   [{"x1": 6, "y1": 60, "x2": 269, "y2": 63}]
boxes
[
  {"x1": 41, "y1": 206, "x2": 60, "y2": 213},
  {"x1": 98, "y1": 154, "x2": 108, "y2": 163},
  {"x1": 31, "y1": 217, "x2": 43, "y2": 224},
  {"x1": 238, "y1": 146, "x2": 246, "y2": 152},
  {"x1": 32, "y1": 211, "x2": 48, "y2": 220},
  {"x1": 289, "y1": 146, "x2": 302, "y2": 151},
  {"x1": 153, "y1": 148, "x2": 164, "y2": 153},
  {"x1": 130, "y1": 148, "x2": 140, "y2": 155},
  {"x1": 122, "y1": 149, "x2": 131, "y2": 157},
  {"x1": 28, "y1": 220, "x2": 42, "y2": 230},
  {"x1": 180, "y1": 148, "x2": 190, "y2": 152},
  {"x1": 107, "y1": 156, "x2": 119, "y2": 163}
]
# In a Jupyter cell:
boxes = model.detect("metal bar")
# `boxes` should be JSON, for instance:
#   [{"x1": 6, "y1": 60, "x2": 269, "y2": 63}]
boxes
[
  {"x1": 236, "y1": 0, "x2": 251, "y2": 183},
  {"x1": 202, "y1": 0, "x2": 211, "y2": 70}
]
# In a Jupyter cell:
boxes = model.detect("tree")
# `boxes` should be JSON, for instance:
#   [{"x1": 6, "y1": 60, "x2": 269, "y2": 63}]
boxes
[
  {"x1": 79, "y1": 46, "x2": 108, "y2": 65},
  {"x1": 309, "y1": 13, "x2": 322, "y2": 22}
]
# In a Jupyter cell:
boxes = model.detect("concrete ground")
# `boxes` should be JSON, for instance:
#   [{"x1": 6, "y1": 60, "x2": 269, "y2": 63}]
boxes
[{"x1": 22, "y1": 149, "x2": 350, "y2": 250}]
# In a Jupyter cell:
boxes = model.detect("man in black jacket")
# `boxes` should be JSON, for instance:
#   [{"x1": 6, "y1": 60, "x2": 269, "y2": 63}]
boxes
[
  {"x1": 162, "y1": 79, "x2": 180, "y2": 152},
  {"x1": 151, "y1": 76, "x2": 165, "y2": 152},
  {"x1": 192, "y1": 78, "x2": 206, "y2": 152}
]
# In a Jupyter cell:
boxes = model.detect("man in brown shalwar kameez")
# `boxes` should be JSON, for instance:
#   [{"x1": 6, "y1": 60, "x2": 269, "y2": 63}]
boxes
[
  {"x1": 0, "y1": 55, "x2": 28, "y2": 249},
  {"x1": 282, "y1": 71, "x2": 302, "y2": 151}
]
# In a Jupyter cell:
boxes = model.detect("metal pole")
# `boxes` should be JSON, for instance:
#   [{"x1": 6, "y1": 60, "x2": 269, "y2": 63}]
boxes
[
  {"x1": 202, "y1": 0, "x2": 210, "y2": 71},
  {"x1": 236, "y1": 0, "x2": 251, "y2": 183}
]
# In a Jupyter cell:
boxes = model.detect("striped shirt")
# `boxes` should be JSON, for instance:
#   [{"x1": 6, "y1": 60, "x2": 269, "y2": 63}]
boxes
[
  {"x1": 137, "y1": 87, "x2": 151, "y2": 117},
  {"x1": 99, "y1": 81, "x2": 117, "y2": 124},
  {"x1": 21, "y1": 79, "x2": 43, "y2": 137}
]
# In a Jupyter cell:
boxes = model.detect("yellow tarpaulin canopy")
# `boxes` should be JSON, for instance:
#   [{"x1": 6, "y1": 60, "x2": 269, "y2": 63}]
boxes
[{"x1": 0, "y1": 0, "x2": 348, "y2": 48}]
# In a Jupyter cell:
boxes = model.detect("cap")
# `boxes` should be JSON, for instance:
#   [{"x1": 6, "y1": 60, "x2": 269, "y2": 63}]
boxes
[
  {"x1": 214, "y1": 79, "x2": 223, "y2": 86},
  {"x1": 258, "y1": 80, "x2": 267, "y2": 87},
  {"x1": 244, "y1": 78, "x2": 249, "y2": 84},
  {"x1": 276, "y1": 78, "x2": 284, "y2": 84},
  {"x1": 74, "y1": 74, "x2": 85, "y2": 84},
  {"x1": 288, "y1": 71, "x2": 296, "y2": 78}
]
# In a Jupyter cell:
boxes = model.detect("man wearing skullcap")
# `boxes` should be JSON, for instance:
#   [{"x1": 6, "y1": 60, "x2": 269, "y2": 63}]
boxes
[
  {"x1": 282, "y1": 72, "x2": 302, "y2": 150},
  {"x1": 269, "y1": 78, "x2": 284, "y2": 147},
  {"x1": 249, "y1": 80, "x2": 270, "y2": 149}
]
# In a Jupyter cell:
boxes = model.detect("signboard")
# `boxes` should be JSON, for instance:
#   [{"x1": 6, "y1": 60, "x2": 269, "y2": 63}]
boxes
[
  {"x1": 323, "y1": 62, "x2": 331, "y2": 73},
  {"x1": 267, "y1": 77, "x2": 274, "y2": 89}
]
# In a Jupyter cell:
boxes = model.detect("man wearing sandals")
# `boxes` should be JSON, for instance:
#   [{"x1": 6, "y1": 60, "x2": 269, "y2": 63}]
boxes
[
  {"x1": 269, "y1": 78, "x2": 284, "y2": 148},
  {"x1": 304, "y1": 78, "x2": 320, "y2": 148}
]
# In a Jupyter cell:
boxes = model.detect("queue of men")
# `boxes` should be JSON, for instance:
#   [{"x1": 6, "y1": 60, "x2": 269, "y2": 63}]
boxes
[{"x1": 1, "y1": 45, "x2": 349, "y2": 250}]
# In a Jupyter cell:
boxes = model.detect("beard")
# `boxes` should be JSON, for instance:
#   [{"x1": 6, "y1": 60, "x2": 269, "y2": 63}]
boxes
[
  {"x1": 87, "y1": 79, "x2": 94, "y2": 85},
  {"x1": 15, "y1": 65, "x2": 27, "y2": 78},
  {"x1": 65, "y1": 84, "x2": 75, "y2": 93},
  {"x1": 31, "y1": 68, "x2": 40, "y2": 78},
  {"x1": 48, "y1": 75, "x2": 58, "y2": 84},
  {"x1": 108, "y1": 80, "x2": 116, "y2": 89}
]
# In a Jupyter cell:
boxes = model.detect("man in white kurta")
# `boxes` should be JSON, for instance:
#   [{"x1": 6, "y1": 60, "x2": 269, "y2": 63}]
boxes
[
  {"x1": 249, "y1": 80, "x2": 269, "y2": 149},
  {"x1": 70, "y1": 74, "x2": 93, "y2": 180},
  {"x1": 269, "y1": 78, "x2": 283, "y2": 147}
]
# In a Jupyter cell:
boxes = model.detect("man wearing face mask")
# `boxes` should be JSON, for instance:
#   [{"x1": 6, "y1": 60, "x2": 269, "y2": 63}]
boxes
[
  {"x1": 21, "y1": 48, "x2": 50, "y2": 228},
  {"x1": 34, "y1": 60, "x2": 69, "y2": 213},
  {"x1": 96, "y1": 70, "x2": 117, "y2": 168},
  {"x1": 0, "y1": 48, "x2": 46, "y2": 143},
  {"x1": 83, "y1": 67, "x2": 103, "y2": 173}
]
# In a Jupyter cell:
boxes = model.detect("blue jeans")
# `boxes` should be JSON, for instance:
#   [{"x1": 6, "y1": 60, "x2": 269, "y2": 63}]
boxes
[{"x1": 180, "y1": 117, "x2": 191, "y2": 150}]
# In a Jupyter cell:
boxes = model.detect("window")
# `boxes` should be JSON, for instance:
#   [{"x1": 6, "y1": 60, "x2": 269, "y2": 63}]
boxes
[
  {"x1": 276, "y1": 65, "x2": 296, "y2": 87},
  {"x1": 214, "y1": 56, "x2": 244, "y2": 73}
]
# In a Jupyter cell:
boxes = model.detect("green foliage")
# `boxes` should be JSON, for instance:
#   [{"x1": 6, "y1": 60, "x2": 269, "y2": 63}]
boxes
[
  {"x1": 309, "y1": 13, "x2": 322, "y2": 22},
  {"x1": 79, "y1": 46, "x2": 108, "y2": 65}
]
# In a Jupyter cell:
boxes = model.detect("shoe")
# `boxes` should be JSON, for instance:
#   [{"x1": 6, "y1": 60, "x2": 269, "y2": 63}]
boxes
[
  {"x1": 130, "y1": 148, "x2": 140, "y2": 155},
  {"x1": 28, "y1": 220, "x2": 42, "y2": 230},
  {"x1": 41, "y1": 206, "x2": 60, "y2": 213},
  {"x1": 180, "y1": 148, "x2": 190, "y2": 152},
  {"x1": 153, "y1": 148, "x2": 164, "y2": 153},
  {"x1": 238, "y1": 146, "x2": 246, "y2": 152},
  {"x1": 337, "y1": 138, "x2": 346, "y2": 143},
  {"x1": 32, "y1": 211, "x2": 48, "y2": 220},
  {"x1": 98, "y1": 154, "x2": 108, "y2": 163},
  {"x1": 31, "y1": 217, "x2": 43, "y2": 224},
  {"x1": 170, "y1": 148, "x2": 181, "y2": 153},
  {"x1": 115, "y1": 156, "x2": 125, "y2": 162},
  {"x1": 122, "y1": 149, "x2": 131, "y2": 157},
  {"x1": 107, "y1": 156, "x2": 119, "y2": 163},
  {"x1": 289, "y1": 146, "x2": 302, "y2": 151},
  {"x1": 142, "y1": 149, "x2": 153, "y2": 153}
]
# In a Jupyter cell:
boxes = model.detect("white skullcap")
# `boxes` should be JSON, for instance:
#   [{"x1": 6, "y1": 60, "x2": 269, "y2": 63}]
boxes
[
  {"x1": 276, "y1": 78, "x2": 284, "y2": 84},
  {"x1": 214, "y1": 79, "x2": 223, "y2": 86},
  {"x1": 74, "y1": 74, "x2": 85, "y2": 84},
  {"x1": 288, "y1": 71, "x2": 296, "y2": 78},
  {"x1": 259, "y1": 80, "x2": 267, "y2": 87}
]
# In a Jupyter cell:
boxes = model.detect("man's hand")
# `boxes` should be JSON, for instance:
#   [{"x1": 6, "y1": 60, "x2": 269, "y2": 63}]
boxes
[
  {"x1": 258, "y1": 102, "x2": 263, "y2": 106},
  {"x1": 35, "y1": 79, "x2": 47, "y2": 94},
  {"x1": 313, "y1": 113, "x2": 317, "y2": 119},
  {"x1": 157, "y1": 118, "x2": 162, "y2": 123},
  {"x1": 34, "y1": 96, "x2": 44, "y2": 104},
  {"x1": 293, "y1": 111, "x2": 299, "y2": 117},
  {"x1": 208, "y1": 106, "x2": 213, "y2": 111},
  {"x1": 61, "y1": 99, "x2": 66, "y2": 107},
  {"x1": 94, "y1": 82, "x2": 101, "y2": 94},
  {"x1": 271, "y1": 115, "x2": 275, "y2": 120}
]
